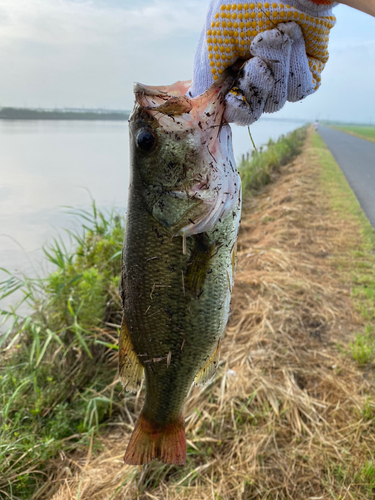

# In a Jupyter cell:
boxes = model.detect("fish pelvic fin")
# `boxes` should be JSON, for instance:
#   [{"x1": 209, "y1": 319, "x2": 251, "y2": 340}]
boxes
[
  {"x1": 124, "y1": 413, "x2": 186, "y2": 466},
  {"x1": 119, "y1": 316, "x2": 144, "y2": 393},
  {"x1": 194, "y1": 340, "x2": 221, "y2": 386}
]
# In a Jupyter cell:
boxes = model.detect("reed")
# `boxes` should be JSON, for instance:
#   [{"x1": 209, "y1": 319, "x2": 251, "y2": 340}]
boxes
[
  {"x1": 239, "y1": 126, "x2": 307, "y2": 192},
  {"x1": 0, "y1": 202, "x2": 128, "y2": 498}
]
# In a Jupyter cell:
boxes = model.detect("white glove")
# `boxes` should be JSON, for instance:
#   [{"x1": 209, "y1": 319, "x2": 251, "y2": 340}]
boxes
[{"x1": 188, "y1": 0, "x2": 337, "y2": 126}]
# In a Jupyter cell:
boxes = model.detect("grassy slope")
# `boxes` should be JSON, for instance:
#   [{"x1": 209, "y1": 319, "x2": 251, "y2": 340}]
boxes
[
  {"x1": 50, "y1": 130, "x2": 375, "y2": 500},
  {"x1": 0, "y1": 129, "x2": 309, "y2": 500},
  {"x1": 313, "y1": 132, "x2": 375, "y2": 367},
  {"x1": 331, "y1": 124, "x2": 375, "y2": 143},
  {"x1": 239, "y1": 126, "x2": 307, "y2": 192},
  {"x1": 3, "y1": 128, "x2": 375, "y2": 499},
  {"x1": 0, "y1": 205, "x2": 129, "y2": 499}
]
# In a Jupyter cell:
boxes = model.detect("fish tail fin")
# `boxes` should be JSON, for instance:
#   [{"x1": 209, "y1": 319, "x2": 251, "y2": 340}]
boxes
[{"x1": 124, "y1": 413, "x2": 186, "y2": 466}]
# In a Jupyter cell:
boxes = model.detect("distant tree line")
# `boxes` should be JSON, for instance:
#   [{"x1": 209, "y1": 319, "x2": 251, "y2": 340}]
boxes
[{"x1": 0, "y1": 107, "x2": 129, "y2": 121}]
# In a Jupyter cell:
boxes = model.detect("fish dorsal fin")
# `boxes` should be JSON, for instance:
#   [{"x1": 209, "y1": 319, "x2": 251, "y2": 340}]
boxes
[
  {"x1": 119, "y1": 317, "x2": 144, "y2": 393},
  {"x1": 194, "y1": 340, "x2": 221, "y2": 386}
]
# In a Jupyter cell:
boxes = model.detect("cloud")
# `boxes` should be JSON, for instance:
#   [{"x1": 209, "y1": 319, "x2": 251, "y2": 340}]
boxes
[
  {"x1": 0, "y1": 0, "x2": 206, "y2": 44},
  {"x1": 0, "y1": 0, "x2": 208, "y2": 108},
  {"x1": 0, "y1": 0, "x2": 374, "y2": 121}
]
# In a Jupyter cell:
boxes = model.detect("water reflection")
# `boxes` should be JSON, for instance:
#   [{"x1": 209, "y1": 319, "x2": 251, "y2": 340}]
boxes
[{"x1": 0, "y1": 120, "x2": 129, "y2": 276}]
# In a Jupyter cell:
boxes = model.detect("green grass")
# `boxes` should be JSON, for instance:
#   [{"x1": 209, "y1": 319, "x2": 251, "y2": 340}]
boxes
[
  {"x1": 0, "y1": 202, "x2": 127, "y2": 499},
  {"x1": 353, "y1": 461, "x2": 375, "y2": 496},
  {"x1": 239, "y1": 126, "x2": 307, "y2": 192},
  {"x1": 331, "y1": 124, "x2": 375, "y2": 143},
  {"x1": 312, "y1": 132, "x2": 375, "y2": 369},
  {"x1": 0, "y1": 127, "x2": 311, "y2": 498},
  {"x1": 4, "y1": 126, "x2": 373, "y2": 499}
]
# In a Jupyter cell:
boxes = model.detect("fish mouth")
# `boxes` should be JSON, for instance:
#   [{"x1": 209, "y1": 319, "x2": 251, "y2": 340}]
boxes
[
  {"x1": 133, "y1": 81, "x2": 191, "y2": 99},
  {"x1": 133, "y1": 73, "x2": 236, "y2": 118},
  {"x1": 134, "y1": 81, "x2": 193, "y2": 116}
]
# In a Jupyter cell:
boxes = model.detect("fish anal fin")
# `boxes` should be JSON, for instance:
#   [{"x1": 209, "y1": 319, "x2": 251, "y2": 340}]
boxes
[
  {"x1": 119, "y1": 316, "x2": 144, "y2": 393},
  {"x1": 194, "y1": 340, "x2": 221, "y2": 386},
  {"x1": 124, "y1": 413, "x2": 186, "y2": 466}
]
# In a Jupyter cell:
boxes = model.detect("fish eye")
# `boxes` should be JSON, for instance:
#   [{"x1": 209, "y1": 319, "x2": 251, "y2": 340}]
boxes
[{"x1": 136, "y1": 129, "x2": 157, "y2": 152}]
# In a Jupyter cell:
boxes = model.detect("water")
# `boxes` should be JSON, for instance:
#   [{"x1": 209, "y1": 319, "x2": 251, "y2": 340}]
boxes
[{"x1": 0, "y1": 118, "x2": 304, "y2": 280}]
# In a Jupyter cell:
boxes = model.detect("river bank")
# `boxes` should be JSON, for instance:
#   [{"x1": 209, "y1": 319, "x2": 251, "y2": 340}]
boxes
[
  {"x1": 0, "y1": 107, "x2": 129, "y2": 121},
  {"x1": 0, "y1": 129, "x2": 306, "y2": 498},
  {"x1": 52, "y1": 129, "x2": 375, "y2": 499},
  {"x1": 2, "y1": 128, "x2": 375, "y2": 499}
]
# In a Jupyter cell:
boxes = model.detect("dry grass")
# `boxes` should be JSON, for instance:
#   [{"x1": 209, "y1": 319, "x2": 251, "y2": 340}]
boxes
[{"x1": 48, "y1": 132, "x2": 375, "y2": 500}]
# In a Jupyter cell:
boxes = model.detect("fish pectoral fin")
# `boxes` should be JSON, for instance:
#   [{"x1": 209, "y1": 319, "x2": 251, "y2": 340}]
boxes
[
  {"x1": 119, "y1": 317, "x2": 144, "y2": 393},
  {"x1": 194, "y1": 340, "x2": 221, "y2": 386},
  {"x1": 184, "y1": 233, "x2": 215, "y2": 298}
]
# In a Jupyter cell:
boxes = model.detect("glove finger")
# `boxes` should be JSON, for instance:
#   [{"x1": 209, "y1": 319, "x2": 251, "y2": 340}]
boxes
[
  {"x1": 224, "y1": 57, "x2": 274, "y2": 126},
  {"x1": 250, "y1": 28, "x2": 293, "y2": 114},
  {"x1": 288, "y1": 37, "x2": 316, "y2": 101},
  {"x1": 275, "y1": 20, "x2": 304, "y2": 43},
  {"x1": 276, "y1": 22, "x2": 315, "y2": 102}
]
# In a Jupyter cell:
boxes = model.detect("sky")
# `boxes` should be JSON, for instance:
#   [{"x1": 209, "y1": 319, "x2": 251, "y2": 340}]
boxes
[{"x1": 0, "y1": 0, "x2": 374, "y2": 123}]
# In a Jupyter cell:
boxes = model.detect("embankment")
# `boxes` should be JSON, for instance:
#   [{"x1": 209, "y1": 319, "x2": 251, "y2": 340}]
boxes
[
  {"x1": 50, "y1": 129, "x2": 375, "y2": 500},
  {"x1": 2, "y1": 128, "x2": 375, "y2": 499}
]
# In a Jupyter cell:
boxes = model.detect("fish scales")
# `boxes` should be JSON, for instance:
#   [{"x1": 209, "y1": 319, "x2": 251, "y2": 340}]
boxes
[
  {"x1": 123, "y1": 200, "x2": 236, "y2": 420},
  {"x1": 120, "y1": 78, "x2": 241, "y2": 465}
]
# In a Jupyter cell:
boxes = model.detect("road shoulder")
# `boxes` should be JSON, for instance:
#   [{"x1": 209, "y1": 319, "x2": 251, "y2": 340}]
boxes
[
  {"x1": 331, "y1": 125, "x2": 375, "y2": 143},
  {"x1": 312, "y1": 130, "x2": 375, "y2": 369}
]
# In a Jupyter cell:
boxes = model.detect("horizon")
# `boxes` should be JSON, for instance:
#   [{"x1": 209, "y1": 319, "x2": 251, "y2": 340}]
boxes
[{"x1": 0, "y1": 105, "x2": 374, "y2": 126}]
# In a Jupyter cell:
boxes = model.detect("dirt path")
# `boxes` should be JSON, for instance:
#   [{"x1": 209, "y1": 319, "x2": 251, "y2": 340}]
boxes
[{"x1": 50, "y1": 132, "x2": 374, "y2": 500}]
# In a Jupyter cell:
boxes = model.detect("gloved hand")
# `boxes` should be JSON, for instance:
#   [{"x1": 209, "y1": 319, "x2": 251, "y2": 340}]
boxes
[{"x1": 188, "y1": 0, "x2": 337, "y2": 126}]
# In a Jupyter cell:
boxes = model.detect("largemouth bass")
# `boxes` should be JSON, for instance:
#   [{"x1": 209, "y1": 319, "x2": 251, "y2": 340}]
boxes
[{"x1": 120, "y1": 77, "x2": 241, "y2": 465}]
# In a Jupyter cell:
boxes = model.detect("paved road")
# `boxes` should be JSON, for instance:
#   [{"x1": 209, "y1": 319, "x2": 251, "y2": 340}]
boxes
[{"x1": 318, "y1": 126, "x2": 375, "y2": 229}]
